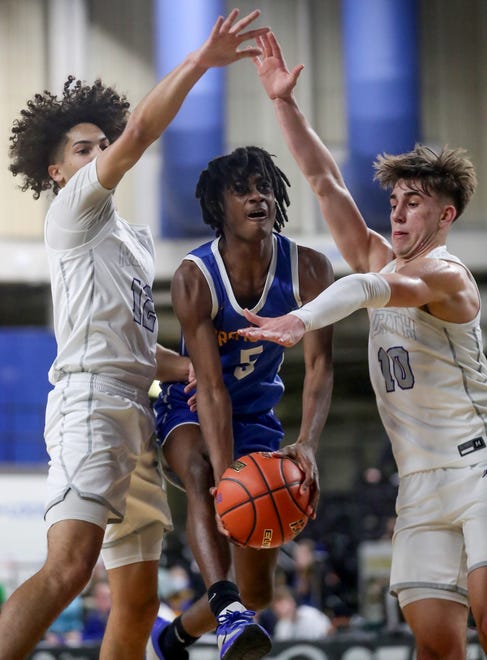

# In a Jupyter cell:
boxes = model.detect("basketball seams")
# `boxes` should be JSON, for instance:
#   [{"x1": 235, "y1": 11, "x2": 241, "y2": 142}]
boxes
[
  {"x1": 248, "y1": 453, "x2": 285, "y2": 544},
  {"x1": 214, "y1": 452, "x2": 310, "y2": 548}
]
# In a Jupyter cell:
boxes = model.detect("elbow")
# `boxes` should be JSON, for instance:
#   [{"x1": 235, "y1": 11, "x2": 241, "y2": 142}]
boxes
[{"x1": 123, "y1": 116, "x2": 155, "y2": 152}]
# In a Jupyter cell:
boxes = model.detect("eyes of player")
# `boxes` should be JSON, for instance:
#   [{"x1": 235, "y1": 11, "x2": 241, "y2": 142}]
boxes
[
  {"x1": 231, "y1": 178, "x2": 273, "y2": 196},
  {"x1": 74, "y1": 138, "x2": 110, "y2": 156}
]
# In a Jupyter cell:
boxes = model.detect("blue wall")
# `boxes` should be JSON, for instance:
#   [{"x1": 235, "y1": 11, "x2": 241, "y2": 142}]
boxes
[{"x1": 0, "y1": 329, "x2": 55, "y2": 463}]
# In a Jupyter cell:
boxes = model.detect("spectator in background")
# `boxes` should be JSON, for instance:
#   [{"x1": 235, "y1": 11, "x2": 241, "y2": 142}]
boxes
[
  {"x1": 157, "y1": 565, "x2": 196, "y2": 620},
  {"x1": 82, "y1": 580, "x2": 111, "y2": 643},
  {"x1": 44, "y1": 596, "x2": 84, "y2": 646},
  {"x1": 289, "y1": 538, "x2": 324, "y2": 607},
  {"x1": 271, "y1": 585, "x2": 333, "y2": 641}
]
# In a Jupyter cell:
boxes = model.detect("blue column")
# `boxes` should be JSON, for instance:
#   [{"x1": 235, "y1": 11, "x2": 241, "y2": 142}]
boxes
[
  {"x1": 155, "y1": 0, "x2": 225, "y2": 238},
  {"x1": 342, "y1": 0, "x2": 420, "y2": 231}
]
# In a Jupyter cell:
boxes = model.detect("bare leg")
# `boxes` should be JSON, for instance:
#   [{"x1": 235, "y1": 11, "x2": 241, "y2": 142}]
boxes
[
  {"x1": 163, "y1": 425, "x2": 232, "y2": 637},
  {"x1": 101, "y1": 560, "x2": 160, "y2": 660},
  {"x1": 0, "y1": 519, "x2": 103, "y2": 660},
  {"x1": 468, "y1": 565, "x2": 487, "y2": 652},
  {"x1": 402, "y1": 597, "x2": 468, "y2": 659},
  {"x1": 233, "y1": 544, "x2": 279, "y2": 612}
]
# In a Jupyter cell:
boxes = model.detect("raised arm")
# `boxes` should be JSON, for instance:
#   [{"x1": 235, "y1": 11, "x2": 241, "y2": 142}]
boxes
[
  {"x1": 253, "y1": 32, "x2": 392, "y2": 273},
  {"x1": 97, "y1": 9, "x2": 269, "y2": 189}
]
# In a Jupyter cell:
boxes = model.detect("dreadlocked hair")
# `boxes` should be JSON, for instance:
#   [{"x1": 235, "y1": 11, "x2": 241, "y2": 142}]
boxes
[
  {"x1": 373, "y1": 143, "x2": 477, "y2": 220},
  {"x1": 195, "y1": 146, "x2": 291, "y2": 236},
  {"x1": 9, "y1": 76, "x2": 131, "y2": 198}
]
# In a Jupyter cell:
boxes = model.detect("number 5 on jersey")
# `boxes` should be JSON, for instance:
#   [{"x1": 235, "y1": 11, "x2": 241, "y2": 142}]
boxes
[{"x1": 234, "y1": 345, "x2": 264, "y2": 380}]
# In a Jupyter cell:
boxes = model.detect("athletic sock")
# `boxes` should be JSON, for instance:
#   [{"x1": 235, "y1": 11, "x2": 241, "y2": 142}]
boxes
[
  {"x1": 159, "y1": 615, "x2": 198, "y2": 655},
  {"x1": 208, "y1": 580, "x2": 245, "y2": 619}
]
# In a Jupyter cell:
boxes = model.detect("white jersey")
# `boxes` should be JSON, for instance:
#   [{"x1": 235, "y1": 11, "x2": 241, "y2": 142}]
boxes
[
  {"x1": 45, "y1": 159, "x2": 158, "y2": 392},
  {"x1": 368, "y1": 245, "x2": 487, "y2": 477}
]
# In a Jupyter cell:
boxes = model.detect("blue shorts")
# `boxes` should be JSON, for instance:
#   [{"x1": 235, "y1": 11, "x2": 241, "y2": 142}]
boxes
[{"x1": 154, "y1": 382, "x2": 283, "y2": 459}]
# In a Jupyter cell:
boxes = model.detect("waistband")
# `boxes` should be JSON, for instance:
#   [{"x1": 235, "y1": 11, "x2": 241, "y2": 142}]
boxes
[{"x1": 56, "y1": 372, "x2": 150, "y2": 407}]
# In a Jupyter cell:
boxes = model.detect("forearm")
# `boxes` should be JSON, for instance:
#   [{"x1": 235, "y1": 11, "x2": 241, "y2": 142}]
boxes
[
  {"x1": 155, "y1": 344, "x2": 190, "y2": 382},
  {"x1": 196, "y1": 386, "x2": 234, "y2": 482},
  {"x1": 292, "y1": 273, "x2": 391, "y2": 332},
  {"x1": 128, "y1": 55, "x2": 207, "y2": 147},
  {"x1": 273, "y1": 96, "x2": 344, "y2": 194},
  {"x1": 297, "y1": 362, "x2": 333, "y2": 452}
]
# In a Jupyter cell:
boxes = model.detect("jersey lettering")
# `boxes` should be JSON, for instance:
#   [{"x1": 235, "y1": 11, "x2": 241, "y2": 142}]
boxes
[
  {"x1": 131, "y1": 278, "x2": 156, "y2": 332},
  {"x1": 378, "y1": 345, "x2": 414, "y2": 392},
  {"x1": 234, "y1": 345, "x2": 264, "y2": 380}
]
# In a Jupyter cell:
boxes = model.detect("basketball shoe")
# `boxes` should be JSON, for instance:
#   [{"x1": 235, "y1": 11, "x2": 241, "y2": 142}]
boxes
[
  {"x1": 146, "y1": 616, "x2": 189, "y2": 660},
  {"x1": 216, "y1": 607, "x2": 271, "y2": 660}
]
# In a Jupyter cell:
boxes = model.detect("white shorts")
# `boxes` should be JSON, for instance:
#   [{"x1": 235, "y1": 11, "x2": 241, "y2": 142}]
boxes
[
  {"x1": 391, "y1": 462, "x2": 487, "y2": 605},
  {"x1": 44, "y1": 373, "x2": 173, "y2": 567}
]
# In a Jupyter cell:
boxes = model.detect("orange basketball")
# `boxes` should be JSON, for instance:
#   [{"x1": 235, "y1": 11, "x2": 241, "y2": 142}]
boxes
[{"x1": 214, "y1": 451, "x2": 311, "y2": 549}]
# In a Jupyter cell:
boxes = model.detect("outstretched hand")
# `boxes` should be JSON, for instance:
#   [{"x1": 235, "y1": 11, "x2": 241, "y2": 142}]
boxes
[
  {"x1": 253, "y1": 31, "x2": 304, "y2": 100},
  {"x1": 194, "y1": 9, "x2": 270, "y2": 69},
  {"x1": 238, "y1": 308, "x2": 306, "y2": 347}
]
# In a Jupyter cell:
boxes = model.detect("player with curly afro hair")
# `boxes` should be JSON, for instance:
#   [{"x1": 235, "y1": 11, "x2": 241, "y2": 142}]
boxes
[
  {"x1": 9, "y1": 76, "x2": 130, "y2": 199},
  {"x1": 0, "y1": 10, "x2": 273, "y2": 660}
]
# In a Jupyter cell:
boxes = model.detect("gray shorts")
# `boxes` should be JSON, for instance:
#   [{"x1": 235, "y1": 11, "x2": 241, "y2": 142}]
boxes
[
  {"x1": 44, "y1": 373, "x2": 173, "y2": 568},
  {"x1": 391, "y1": 462, "x2": 487, "y2": 605}
]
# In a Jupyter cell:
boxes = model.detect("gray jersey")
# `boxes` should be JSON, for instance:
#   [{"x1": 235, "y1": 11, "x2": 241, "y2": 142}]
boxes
[
  {"x1": 369, "y1": 245, "x2": 487, "y2": 477},
  {"x1": 45, "y1": 159, "x2": 158, "y2": 392}
]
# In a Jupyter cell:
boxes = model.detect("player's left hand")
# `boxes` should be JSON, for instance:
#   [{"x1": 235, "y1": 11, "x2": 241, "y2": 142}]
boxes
[
  {"x1": 273, "y1": 443, "x2": 320, "y2": 518},
  {"x1": 238, "y1": 308, "x2": 306, "y2": 347},
  {"x1": 253, "y1": 31, "x2": 304, "y2": 100}
]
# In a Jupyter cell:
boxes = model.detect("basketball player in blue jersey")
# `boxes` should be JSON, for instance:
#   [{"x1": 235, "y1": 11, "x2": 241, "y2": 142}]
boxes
[
  {"x1": 238, "y1": 32, "x2": 487, "y2": 660},
  {"x1": 148, "y1": 146, "x2": 334, "y2": 660},
  {"x1": 0, "y1": 10, "x2": 270, "y2": 660}
]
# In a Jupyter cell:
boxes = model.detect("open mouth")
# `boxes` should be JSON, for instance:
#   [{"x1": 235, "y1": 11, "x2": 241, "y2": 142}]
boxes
[{"x1": 247, "y1": 209, "x2": 267, "y2": 220}]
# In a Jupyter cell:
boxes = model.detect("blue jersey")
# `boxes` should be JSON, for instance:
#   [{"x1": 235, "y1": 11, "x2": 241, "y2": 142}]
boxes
[{"x1": 154, "y1": 233, "x2": 302, "y2": 455}]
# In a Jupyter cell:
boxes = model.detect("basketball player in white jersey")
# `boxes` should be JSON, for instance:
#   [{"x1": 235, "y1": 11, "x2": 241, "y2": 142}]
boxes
[
  {"x1": 0, "y1": 10, "x2": 269, "y2": 659},
  {"x1": 239, "y1": 32, "x2": 487, "y2": 659}
]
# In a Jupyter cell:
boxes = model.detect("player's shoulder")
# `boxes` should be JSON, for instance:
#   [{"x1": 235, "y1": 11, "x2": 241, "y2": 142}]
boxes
[{"x1": 296, "y1": 243, "x2": 334, "y2": 274}]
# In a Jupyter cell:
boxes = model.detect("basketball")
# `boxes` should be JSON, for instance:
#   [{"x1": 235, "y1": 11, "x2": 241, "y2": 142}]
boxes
[{"x1": 214, "y1": 451, "x2": 311, "y2": 549}]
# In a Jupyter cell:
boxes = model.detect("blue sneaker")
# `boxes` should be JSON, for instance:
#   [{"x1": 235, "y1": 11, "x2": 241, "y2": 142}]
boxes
[
  {"x1": 146, "y1": 617, "x2": 189, "y2": 660},
  {"x1": 216, "y1": 609, "x2": 271, "y2": 660}
]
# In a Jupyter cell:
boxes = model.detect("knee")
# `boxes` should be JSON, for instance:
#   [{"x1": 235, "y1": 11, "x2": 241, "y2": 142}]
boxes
[
  {"x1": 474, "y1": 611, "x2": 487, "y2": 644},
  {"x1": 184, "y1": 456, "x2": 214, "y2": 494},
  {"x1": 415, "y1": 635, "x2": 465, "y2": 659},
  {"x1": 45, "y1": 555, "x2": 96, "y2": 598},
  {"x1": 113, "y1": 589, "x2": 160, "y2": 628}
]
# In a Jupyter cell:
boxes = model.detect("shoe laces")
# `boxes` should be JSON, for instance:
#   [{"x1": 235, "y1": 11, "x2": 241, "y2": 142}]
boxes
[{"x1": 217, "y1": 609, "x2": 256, "y2": 631}]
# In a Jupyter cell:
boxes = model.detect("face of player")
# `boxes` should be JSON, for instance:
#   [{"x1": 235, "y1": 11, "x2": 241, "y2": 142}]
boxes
[
  {"x1": 389, "y1": 179, "x2": 455, "y2": 260},
  {"x1": 48, "y1": 122, "x2": 110, "y2": 188},
  {"x1": 221, "y1": 173, "x2": 277, "y2": 241}
]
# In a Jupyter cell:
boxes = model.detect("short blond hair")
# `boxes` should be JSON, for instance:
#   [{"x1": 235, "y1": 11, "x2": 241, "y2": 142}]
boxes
[{"x1": 373, "y1": 144, "x2": 477, "y2": 219}]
